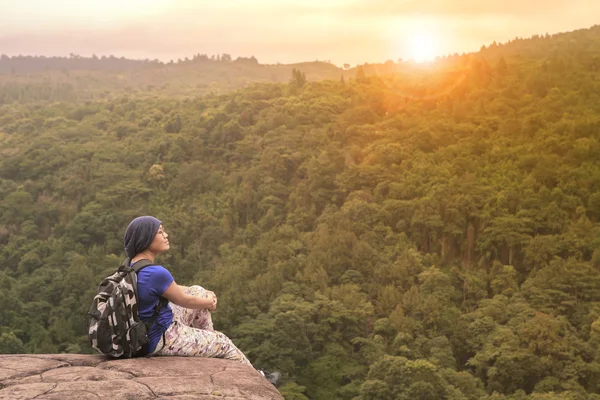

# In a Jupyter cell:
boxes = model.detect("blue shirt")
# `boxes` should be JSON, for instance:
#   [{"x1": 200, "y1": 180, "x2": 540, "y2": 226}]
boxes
[{"x1": 136, "y1": 265, "x2": 174, "y2": 354}]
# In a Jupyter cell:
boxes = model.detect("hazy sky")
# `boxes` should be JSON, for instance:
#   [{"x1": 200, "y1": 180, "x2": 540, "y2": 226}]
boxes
[{"x1": 0, "y1": 0, "x2": 598, "y2": 65}]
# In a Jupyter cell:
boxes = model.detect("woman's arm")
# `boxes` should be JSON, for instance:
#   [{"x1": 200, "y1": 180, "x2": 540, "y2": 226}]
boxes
[
  {"x1": 172, "y1": 285, "x2": 217, "y2": 300},
  {"x1": 162, "y1": 281, "x2": 216, "y2": 310}
]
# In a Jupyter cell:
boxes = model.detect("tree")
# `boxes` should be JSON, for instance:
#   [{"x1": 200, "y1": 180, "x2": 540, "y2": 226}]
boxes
[
  {"x1": 0, "y1": 331, "x2": 25, "y2": 354},
  {"x1": 356, "y1": 66, "x2": 367, "y2": 83}
]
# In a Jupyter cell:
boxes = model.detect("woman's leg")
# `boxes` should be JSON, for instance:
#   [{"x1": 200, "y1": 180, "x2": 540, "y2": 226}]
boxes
[
  {"x1": 170, "y1": 285, "x2": 214, "y2": 331},
  {"x1": 157, "y1": 321, "x2": 252, "y2": 365},
  {"x1": 158, "y1": 285, "x2": 252, "y2": 366}
]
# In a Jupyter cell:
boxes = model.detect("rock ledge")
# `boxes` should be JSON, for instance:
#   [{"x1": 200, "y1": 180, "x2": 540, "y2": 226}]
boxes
[{"x1": 0, "y1": 354, "x2": 283, "y2": 400}]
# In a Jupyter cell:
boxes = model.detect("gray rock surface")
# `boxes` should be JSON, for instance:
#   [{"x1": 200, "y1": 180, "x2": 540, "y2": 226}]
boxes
[{"x1": 0, "y1": 354, "x2": 283, "y2": 400}]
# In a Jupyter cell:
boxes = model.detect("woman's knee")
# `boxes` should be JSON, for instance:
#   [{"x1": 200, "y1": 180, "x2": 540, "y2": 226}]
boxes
[{"x1": 185, "y1": 285, "x2": 208, "y2": 297}]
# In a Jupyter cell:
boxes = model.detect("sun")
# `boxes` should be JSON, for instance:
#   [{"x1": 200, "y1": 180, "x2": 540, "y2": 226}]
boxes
[
  {"x1": 387, "y1": 17, "x2": 446, "y2": 64},
  {"x1": 407, "y1": 32, "x2": 439, "y2": 63}
]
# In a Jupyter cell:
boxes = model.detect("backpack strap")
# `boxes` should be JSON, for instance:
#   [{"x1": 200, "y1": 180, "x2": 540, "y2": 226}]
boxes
[
  {"x1": 117, "y1": 258, "x2": 158, "y2": 273},
  {"x1": 131, "y1": 259, "x2": 155, "y2": 273}
]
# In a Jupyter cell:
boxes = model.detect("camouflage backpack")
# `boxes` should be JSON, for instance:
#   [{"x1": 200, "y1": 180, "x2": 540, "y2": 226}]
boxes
[{"x1": 88, "y1": 258, "x2": 167, "y2": 358}]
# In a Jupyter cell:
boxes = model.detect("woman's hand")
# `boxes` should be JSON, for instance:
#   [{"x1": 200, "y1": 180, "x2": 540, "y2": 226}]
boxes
[
  {"x1": 206, "y1": 290, "x2": 217, "y2": 311},
  {"x1": 206, "y1": 292, "x2": 217, "y2": 311}
]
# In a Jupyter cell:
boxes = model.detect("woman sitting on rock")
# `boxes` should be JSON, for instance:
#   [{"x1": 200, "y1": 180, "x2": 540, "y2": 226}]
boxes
[{"x1": 123, "y1": 216, "x2": 280, "y2": 386}]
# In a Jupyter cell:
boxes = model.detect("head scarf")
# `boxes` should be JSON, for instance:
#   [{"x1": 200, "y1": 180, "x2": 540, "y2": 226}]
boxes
[{"x1": 123, "y1": 216, "x2": 161, "y2": 258}]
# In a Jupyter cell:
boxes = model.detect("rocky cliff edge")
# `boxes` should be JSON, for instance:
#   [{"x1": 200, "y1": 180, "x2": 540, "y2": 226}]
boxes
[{"x1": 0, "y1": 354, "x2": 283, "y2": 400}]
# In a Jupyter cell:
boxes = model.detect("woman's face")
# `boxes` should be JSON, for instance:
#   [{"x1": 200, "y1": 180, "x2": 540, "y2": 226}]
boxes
[{"x1": 148, "y1": 225, "x2": 170, "y2": 254}]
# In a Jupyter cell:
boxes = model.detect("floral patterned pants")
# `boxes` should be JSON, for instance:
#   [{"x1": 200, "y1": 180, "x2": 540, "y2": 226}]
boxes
[{"x1": 154, "y1": 285, "x2": 252, "y2": 366}]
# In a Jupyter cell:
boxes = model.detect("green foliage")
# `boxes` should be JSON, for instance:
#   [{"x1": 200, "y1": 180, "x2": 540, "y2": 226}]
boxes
[
  {"x1": 0, "y1": 331, "x2": 24, "y2": 354},
  {"x1": 279, "y1": 382, "x2": 310, "y2": 400}
]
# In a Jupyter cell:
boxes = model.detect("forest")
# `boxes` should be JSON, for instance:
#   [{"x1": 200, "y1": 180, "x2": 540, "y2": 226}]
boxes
[{"x1": 1, "y1": 25, "x2": 600, "y2": 400}]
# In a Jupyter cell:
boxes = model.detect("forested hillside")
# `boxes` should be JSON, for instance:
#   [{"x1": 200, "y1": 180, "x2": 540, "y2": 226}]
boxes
[
  {"x1": 1, "y1": 25, "x2": 600, "y2": 400},
  {"x1": 0, "y1": 53, "x2": 343, "y2": 102}
]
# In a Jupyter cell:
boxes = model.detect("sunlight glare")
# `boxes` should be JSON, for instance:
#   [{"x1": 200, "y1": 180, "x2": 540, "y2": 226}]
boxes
[{"x1": 407, "y1": 31, "x2": 439, "y2": 63}]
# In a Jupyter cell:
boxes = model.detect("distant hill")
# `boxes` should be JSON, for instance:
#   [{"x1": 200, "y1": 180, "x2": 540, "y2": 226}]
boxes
[
  {"x1": 1, "y1": 25, "x2": 598, "y2": 103},
  {"x1": 0, "y1": 54, "x2": 345, "y2": 101}
]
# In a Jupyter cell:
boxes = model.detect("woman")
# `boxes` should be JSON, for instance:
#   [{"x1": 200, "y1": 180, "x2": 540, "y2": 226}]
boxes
[{"x1": 123, "y1": 215, "x2": 280, "y2": 386}]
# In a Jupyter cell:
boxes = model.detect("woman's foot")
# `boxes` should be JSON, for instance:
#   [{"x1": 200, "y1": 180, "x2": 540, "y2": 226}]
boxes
[{"x1": 258, "y1": 369, "x2": 281, "y2": 387}]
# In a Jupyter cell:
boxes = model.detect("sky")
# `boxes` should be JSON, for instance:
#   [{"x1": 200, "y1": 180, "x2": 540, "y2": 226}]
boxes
[{"x1": 0, "y1": 0, "x2": 598, "y2": 66}]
